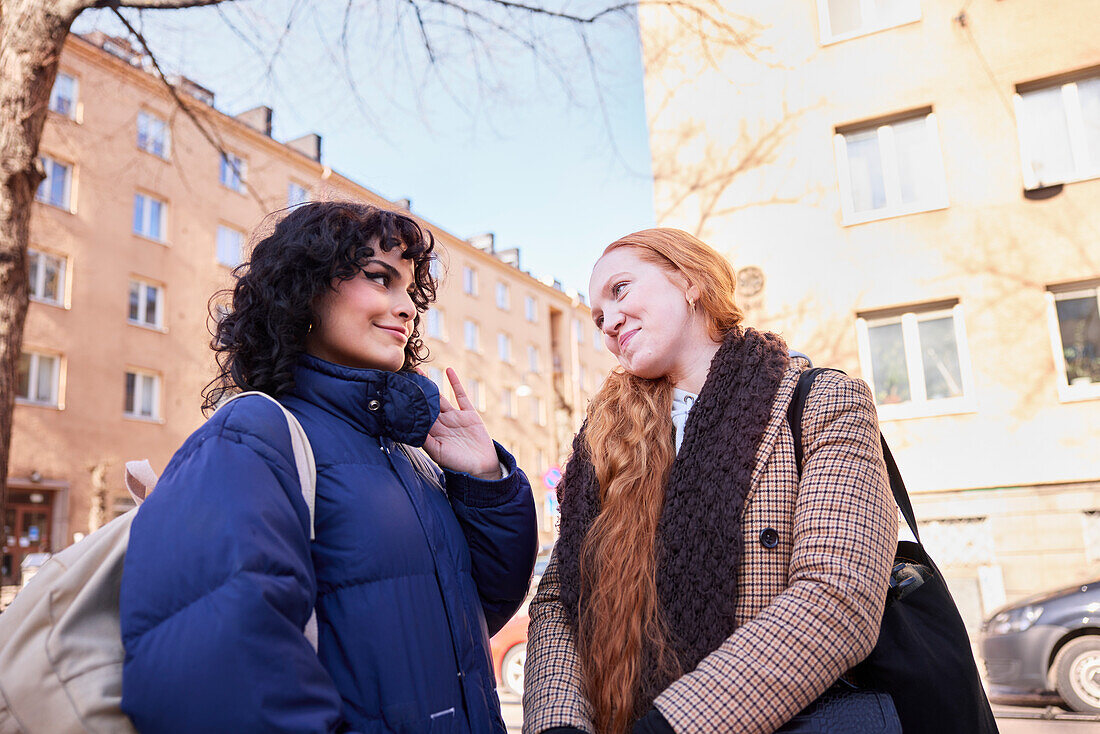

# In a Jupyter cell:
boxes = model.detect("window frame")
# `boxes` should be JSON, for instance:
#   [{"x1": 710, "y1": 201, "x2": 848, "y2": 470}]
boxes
[
  {"x1": 525, "y1": 295, "x2": 538, "y2": 323},
  {"x1": 816, "y1": 0, "x2": 922, "y2": 45},
  {"x1": 219, "y1": 152, "x2": 247, "y2": 193},
  {"x1": 35, "y1": 155, "x2": 74, "y2": 212},
  {"x1": 463, "y1": 266, "x2": 478, "y2": 296},
  {"x1": 216, "y1": 224, "x2": 245, "y2": 268},
  {"x1": 834, "y1": 111, "x2": 949, "y2": 225},
  {"x1": 1015, "y1": 74, "x2": 1100, "y2": 190},
  {"x1": 48, "y1": 72, "x2": 80, "y2": 120},
  {"x1": 287, "y1": 181, "x2": 309, "y2": 207},
  {"x1": 463, "y1": 319, "x2": 480, "y2": 353},
  {"x1": 123, "y1": 369, "x2": 162, "y2": 421},
  {"x1": 855, "y1": 303, "x2": 977, "y2": 420},
  {"x1": 528, "y1": 344, "x2": 540, "y2": 374},
  {"x1": 127, "y1": 278, "x2": 166, "y2": 330},
  {"x1": 502, "y1": 387, "x2": 517, "y2": 418},
  {"x1": 27, "y1": 247, "x2": 68, "y2": 308},
  {"x1": 136, "y1": 110, "x2": 171, "y2": 159},
  {"x1": 132, "y1": 191, "x2": 167, "y2": 242},
  {"x1": 498, "y1": 332, "x2": 512, "y2": 363},
  {"x1": 496, "y1": 281, "x2": 510, "y2": 310},
  {"x1": 426, "y1": 308, "x2": 446, "y2": 341},
  {"x1": 1045, "y1": 285, "x2": 1100, "y2": 402},
  {"x1": 16, "y1": 350, "x2": 63, "y2": 409}
]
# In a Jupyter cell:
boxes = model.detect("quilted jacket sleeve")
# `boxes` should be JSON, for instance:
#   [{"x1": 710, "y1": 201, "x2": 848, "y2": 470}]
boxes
[
  {"x1": 653, "y1": 373, "x2": 897, "y2": 734},
  {"x1": 119, "y1": 397, "x2": 355, "y2": 734},
  {"x1": 444, "y1": 442, "x2": 539, "y2": 636},
  {"x1": 521, "y1": 549, "x2": 596, "y2": 734}
]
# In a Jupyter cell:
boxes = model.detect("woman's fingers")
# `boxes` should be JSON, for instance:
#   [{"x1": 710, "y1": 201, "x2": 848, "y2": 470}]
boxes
[{"x1": 446, "y1": 368, "x2": 476, "y2": 412}]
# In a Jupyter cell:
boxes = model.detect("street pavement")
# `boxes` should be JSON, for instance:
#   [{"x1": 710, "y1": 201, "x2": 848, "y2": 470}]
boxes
[{"x1": 499, "y1": 694, "x2": 1100, "y2": 732}]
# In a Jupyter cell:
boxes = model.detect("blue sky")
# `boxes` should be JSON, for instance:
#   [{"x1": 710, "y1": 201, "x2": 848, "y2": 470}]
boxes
[{"x1": 74, "y1": 1, "x2": 655, "y2": 296}]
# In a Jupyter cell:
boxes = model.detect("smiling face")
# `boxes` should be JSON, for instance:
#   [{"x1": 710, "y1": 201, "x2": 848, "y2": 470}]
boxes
[
  {"x1": 306, "y1": 243, "x2": 417, "y2": 372},
  {"x1": 590, "y1": 246, "x2": 713, "y2": 383}
]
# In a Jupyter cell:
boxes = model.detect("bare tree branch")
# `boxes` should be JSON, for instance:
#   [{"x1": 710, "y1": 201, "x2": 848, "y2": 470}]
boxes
[{"x1": 109, "y1": 6, "x2": 269, "y2": 209}]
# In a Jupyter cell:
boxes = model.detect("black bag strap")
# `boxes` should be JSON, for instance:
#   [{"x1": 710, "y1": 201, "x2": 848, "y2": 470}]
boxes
[{"x1": 787, "y1": 367, "x2": 922, "y2": 543}]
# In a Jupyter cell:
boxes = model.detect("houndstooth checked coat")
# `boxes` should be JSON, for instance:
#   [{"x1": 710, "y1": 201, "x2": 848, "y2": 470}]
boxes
[{"x1": 522, "y1": 357, "x2": 898, "y2": 734}]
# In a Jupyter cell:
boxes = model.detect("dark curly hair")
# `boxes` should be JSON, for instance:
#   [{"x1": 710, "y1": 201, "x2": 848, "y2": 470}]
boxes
[{"x1": 202, "y1": 201, "x2": 437, "y2": 414}]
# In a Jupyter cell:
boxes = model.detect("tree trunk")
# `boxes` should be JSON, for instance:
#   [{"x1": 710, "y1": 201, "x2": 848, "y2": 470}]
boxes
[{"x1": 0, "y1": 0, "x2": 85, "y2": 511}]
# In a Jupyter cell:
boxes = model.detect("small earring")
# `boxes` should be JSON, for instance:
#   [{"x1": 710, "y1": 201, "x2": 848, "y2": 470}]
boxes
[
  {"x1": 307, "y1": 322, "x2": 313, "y2": 334},
  {"x1": 687, "y1": 298, "x2": 696, "y2": 311}
]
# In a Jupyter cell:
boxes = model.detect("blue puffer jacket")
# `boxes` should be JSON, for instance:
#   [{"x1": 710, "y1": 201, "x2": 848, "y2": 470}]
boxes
[{"x1": 120, "y1": 355, "x2": 538, "y2": 733}]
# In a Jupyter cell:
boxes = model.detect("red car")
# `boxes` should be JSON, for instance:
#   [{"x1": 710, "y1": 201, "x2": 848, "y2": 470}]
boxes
[{"x1": 490, "y1": 599, "x2": 529, "y2": 697}]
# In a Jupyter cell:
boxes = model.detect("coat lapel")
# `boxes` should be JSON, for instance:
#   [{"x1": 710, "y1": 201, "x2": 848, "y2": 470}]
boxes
[{"x1": 746, "y1": 356, "x2": 810, "y2": 502}]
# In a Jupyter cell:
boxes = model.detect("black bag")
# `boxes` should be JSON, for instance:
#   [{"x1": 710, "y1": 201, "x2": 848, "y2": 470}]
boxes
[
  {"x1": 776, "y1": 681, "x2": 901, "y2": 733},
  {"x1": 788, "y1": 368, "x2": 999, "y2": 734}
]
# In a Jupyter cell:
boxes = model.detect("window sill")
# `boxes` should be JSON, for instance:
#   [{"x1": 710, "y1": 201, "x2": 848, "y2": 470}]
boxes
[
  {"x1": 123, "y1": 414, "x2": 165, "y2": 425},
  {"x1": 220, "y1": 183, "x2": 246, "y2": 195},
  {"x1": 34, "y1": 200, "x2": 74, "y2": 215},
  {"x1": 1026, "y1": 171, "x2": 1100, "y2": 192},
  {"x1": 134, "y1": 233, "x2": 169, "y2": 247},
  {"x1": 1056, "y1": 383, "x2": 1100, "y2": 403},
  {"x1": 138, "y1": 147, "x2": 171, "y2": 162},
  {"x1": 875, "y1": 396, "x2": 977, "y2": 422},
  {"x1": 15, "y1": 399, "x2": 62, "y2": 411},
  {"x1": 29, "y1": 296, "x2": 67, "y2": 310},
  {"x1": 842, "y1": 199, "x2": 949, "y2": 226},
  {"x1": 127, "y1": 320, "x2": 168, "y2": 334},
  {"x1": 820, "y1": 16, "x2": 921, "y2": 46},
  {"x1": 48, "y1": 109, "x2": 81, "y2": 124}
]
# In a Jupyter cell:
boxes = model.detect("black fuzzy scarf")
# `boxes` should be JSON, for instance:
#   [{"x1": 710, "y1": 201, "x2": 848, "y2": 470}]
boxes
[{"x1": 556, "y1": 328, "x2": 790, "y2": 715}]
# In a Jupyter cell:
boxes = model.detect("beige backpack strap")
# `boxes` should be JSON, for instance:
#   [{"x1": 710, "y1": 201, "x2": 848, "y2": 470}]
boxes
[
  {"x1": 216, "y1": 391, "x2": 319, "y2": 649},
  {"x1": 124, "y1": 460, "x2": 158, "y2": 504}
]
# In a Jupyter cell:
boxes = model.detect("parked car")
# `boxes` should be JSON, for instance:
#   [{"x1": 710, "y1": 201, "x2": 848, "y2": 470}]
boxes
[
  {"x1": 979, "y1": 576, "x2": 1100, "y2": 713},
  {"x1": 490, "y1": 547, "x2": 553, "y2": 697},
  {"x1": 491, "y1": 601, "x2": 529, "y2": 697}
]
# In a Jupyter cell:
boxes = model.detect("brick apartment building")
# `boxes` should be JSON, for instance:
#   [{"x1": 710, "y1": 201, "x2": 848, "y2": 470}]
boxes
[{"x1": 2, "y1": 32, "x2": 614, "y2": 590}]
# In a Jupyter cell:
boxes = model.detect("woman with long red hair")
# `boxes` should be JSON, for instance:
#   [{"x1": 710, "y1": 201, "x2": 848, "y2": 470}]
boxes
[{"x1": 522, "y1": 228, "x2": 898, "y2": 734}]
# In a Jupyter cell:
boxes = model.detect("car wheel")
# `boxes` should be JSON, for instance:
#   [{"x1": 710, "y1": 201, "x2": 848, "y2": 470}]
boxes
[
  {"x1": 1054, "y1": 636, "x2": 1100, "y2": 714},
  {"x1": 501, "y1": 642, "x2": 527, "y2": 698}
]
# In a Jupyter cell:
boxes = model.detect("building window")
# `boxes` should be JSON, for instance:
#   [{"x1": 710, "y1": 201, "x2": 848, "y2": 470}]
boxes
[
  {"x1": 468, "y1": 378, "x2": 486, "y2": 411},
  {"x1": 496, "y1": 282, "x2": 510, "y2": 310},
  {"x1": 856, "y1": 301, "x2": 975, "y2": 418},
  {"x1": 429, "y1": 257, "x2": 443, "y2": 280},
  {"x1": 16, "y1": 351, "x2": 60, "y2": 407},
  {"x1": 528, "y1": 345, "x2": 540, "y2": 373},
  {"x1": 463, "y1": 266, "x2": 478, "y2": 296},
  {"x1": 124, "y1": 370, "x2": 160, "y2": 420},
  {"x1": 498, "y1": 332, "x2": 512, "y2": 363},
  {"x1": 128, "y1": 279, "x2": 164, "y2": 329},
  {"x1": 288, "y1": 182, "x2": 309, "y2": 207},
  {"x1": 1016, "y1": 74, "x2": 1100, "y2": 189},
  {"x1": 132, "y1": 193, "x2": 166, "y2": 241},
  {"x1": 1084, "y1": 511, "x2": 1100, "y2": 565},
  {"x1": 137, "y1": 111, "x2": 170, "y2": 158},
  {"x1": 219, "y1": 152, "x2": 247, "y2": 192},
  {"x1": 594, "y1": 326, "x2": 603, "y2": 348},
  {"x1": 573, "y1": 318, "x2": 584, "y2": 344},
  {"x1": 217, "y1": 225, "x2": 245, "y2": 268},
  {"x1": 27, "y1": 249, "x2": 65, "y2": 306},
  {"x1": 464, "y1": 320, "x2": 480, "y2": 352},
  {"x1": 834, "y1": 111, "x2": 948, "y2": 224},
  {"x1": 35, "y1": 156, "x2": 72, "y2": 210},
  {"x1": 49, "y1": 73, "x2": 78, "y2": 118},
  {"x1": 817, "y1": 0, "x2": 921, "y2": 43},
  {"x1": 532, "y1": 396, "x2": 547, "y2": 426},
  {"x1": 502, "y1": 388, "x2": 516, "y2": 418},
  {"x1": 428, "y1": 367, "x2": 445, "y2": 393},
  {"x1": 525, "y1": 296, "x2": 538, "y2": 322},
  {"x1": 1046, "y1": 283, "x2": 1100, "y2": 400},
  {"x1": 578, "y1": 365, "x2": 587, "y2": 390},
  {"x1": 426, "y1": 308, "x2": 445, "y2": 340}
]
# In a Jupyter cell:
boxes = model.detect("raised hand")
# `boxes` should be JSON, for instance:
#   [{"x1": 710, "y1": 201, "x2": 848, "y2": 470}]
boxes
[{"x1": 422, "y1": 368, "x2": 501, "y2": 480}]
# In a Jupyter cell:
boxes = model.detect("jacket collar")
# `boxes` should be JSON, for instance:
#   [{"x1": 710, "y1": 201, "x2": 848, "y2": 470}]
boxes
[{"x1": 290, "y1": 354, "x2": 440, "y2": 446}]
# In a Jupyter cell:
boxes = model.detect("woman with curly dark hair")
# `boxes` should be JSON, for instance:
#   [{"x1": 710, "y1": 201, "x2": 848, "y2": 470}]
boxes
[{"x1": 118, "y1": 201, "x2": 538, "y2": 734}]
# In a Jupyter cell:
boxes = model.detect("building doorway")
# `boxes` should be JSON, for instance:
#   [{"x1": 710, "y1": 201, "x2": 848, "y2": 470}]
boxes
[{"x1": 2, "y1": 490, "x2": 54, "y2": 586}]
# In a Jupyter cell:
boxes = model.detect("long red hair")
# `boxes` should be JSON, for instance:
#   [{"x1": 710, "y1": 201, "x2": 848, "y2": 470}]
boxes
[{"x1": 579, "y1": 229, "x2": 743, "y2": 733}]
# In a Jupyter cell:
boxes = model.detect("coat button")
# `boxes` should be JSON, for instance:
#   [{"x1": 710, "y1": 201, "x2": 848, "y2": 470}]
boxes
[
  {"x1": 759, "y1": 528, "x2": 779, "y2": 549},
  {"x1": 367, "y1": 399, "x2": 381, "y2": 411}
]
